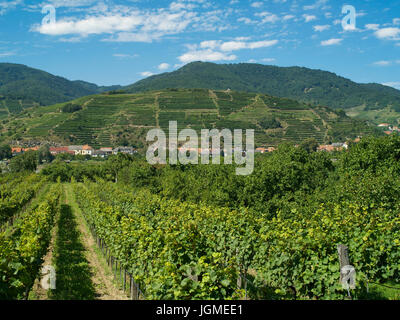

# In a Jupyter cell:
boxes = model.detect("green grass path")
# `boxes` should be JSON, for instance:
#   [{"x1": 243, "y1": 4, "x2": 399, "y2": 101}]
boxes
[
  {"x1": 48, "y1": 184, "x2": 128, "y2": 300},
  {"x1": 49, "y1": 184, "x2": 96, "y2": 300}
]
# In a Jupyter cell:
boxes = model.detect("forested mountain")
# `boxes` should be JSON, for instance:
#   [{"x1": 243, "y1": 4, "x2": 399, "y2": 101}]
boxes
[
  {"x1": 0, "y1": 63, "x2": 121, "y2": 113},
  {"x1": 126, "y1": 62, "x2": 400, "y2": 111}
]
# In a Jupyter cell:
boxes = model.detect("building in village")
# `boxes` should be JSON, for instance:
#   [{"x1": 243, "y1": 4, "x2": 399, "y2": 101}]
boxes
[
  {"x1": 11, "y1": 146, "x2": 39, "y2": 156},
  {"x1": 82, "y1": 145, "x2": 94, "y2": 156},
  {"x1": 50, "y1": 147, "x2": 75, "y2": 156},
  {"x1": 100, "y1": 147, "x2": 113, "y2": 156},
  {"x1": 113, "y1": 146, "x2": 136, "y2": 155},
  {"x1": 68, "y1": 145, "x2": 83, "y2": 155}
]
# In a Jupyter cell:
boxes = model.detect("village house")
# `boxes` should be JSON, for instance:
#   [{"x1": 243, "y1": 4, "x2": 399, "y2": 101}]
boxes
[
  {"x1": 332, "y1": 142, "x2": 348, "y2": 149},
  {"x1": 11, "y1": 147, "x2": 23, "y2": 156},
  {"x1": 318, "y1": 143, "x2": 348, "y2": 152},
  {"x1": 11, "y1": 146, "x2": 40, "y2": 156},
  {"x1": 318, "y1": 145, "x2": 337, "y2": 152},
  {"x1": 82, "y1": 145, "x2": 94, "y2": 156},
  {"x1": 255, "y1": 147, "x2": 267, "y2": 154},
  {"x1": 100, "y1": 147, "x2": 113, "y2": 156},
  {"x1": 113, "y1": 146, "x2": 136, "y2": 155},
  {"x1": 92, "y1": 150, "x2": 107, "y2": 158},
  {"x1": 68, "y1": 145, "x2": 83, "y2": 155},
  {"x1": 50, "y1": 147, "x2": 75, "y2": 156},
  {"x1": 255, "y1": 147, "x2": 276, "y2": 154}
]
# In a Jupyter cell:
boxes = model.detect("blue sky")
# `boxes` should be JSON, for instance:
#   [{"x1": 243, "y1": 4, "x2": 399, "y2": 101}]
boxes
[{"x1": 0, "y1": 0, "x2": 399, "y2": 87}]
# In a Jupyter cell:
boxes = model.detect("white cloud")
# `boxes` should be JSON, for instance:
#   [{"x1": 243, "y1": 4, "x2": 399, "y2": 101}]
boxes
[
  {"x1": 32, "y1": 10, "x2": 195, "y2": 39},
  {"x1": 30, "y1": 3, "x2": 224, "y2": 43},
  {"x1": 251, "y1": 2, "x2": 263, "y2": 8},
  {"x1": 140, "y1": 71, "x2": 154, "y2": 77},
  {"x1": 104, "y1": 32, "x2": 156, "y2": 43},
  {"x1": 158, "y1": 63, "x2": 170, "y2": 71},
  {"x1": 382, "y1": 82, "x2": 400, "y2": 90},
  {"x1": 303, "y1": 0, "x2": 328, "y2": 11},
  {"x1": 38, "y1": 0, "x2": 97, "y2": 8},
  {"x1": 373, "y1": 60, "x2": 400, "y2": 67},
  {"x1": 178, "y1": 49, "x2": 237, "y2": 63},
  {"x1": 113, "y1": 53, "x2": 138, "y2": 59},
  {"x1": 179, "y1": 37, "x2": 278, "y2": 64},
  {"x1": 282, "y1": 15, "x2": 295, "y2": 21},
  {"x1": 247, "y1": 40, "x2": 278, "y2": 49},
  {"x1": 255, "y1": 11, "x2": 279, "y2": 24},
  {"x1": 365, "y1": 24, "x2": 380, "y2": 31},
  {"x1": 0, "y1": 51, "x2": 16, "y2": 57},
  {"x1": 262, "y1": 58, "x2": 276, "y2": 63},
  {"x1": 321, "y1": 38, "x2": 342, "y2": 46},
  {"x1": 200, "y1": 39, "x2": 278, "y2": 52},
  {"x1": 373, "y1": 60, "x2": 391, "y2": 66},
  {"x1": 303, "y1": 14, "x2": 317, "y2": 23},
  {"x1": 313, "y1": 25, "x2": 330, "y2": 32},
  {"x1": 238, "y1": 17, "x2": 256, "y2": 25},
  {"x1": 374, "y1": 27, "x2": 400, "y2": 40},
  {"x1": 0, "y1": 0, "x2": 22, "y2": 15}
]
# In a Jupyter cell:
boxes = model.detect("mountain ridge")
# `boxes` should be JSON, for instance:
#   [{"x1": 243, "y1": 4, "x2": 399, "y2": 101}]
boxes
[
  {"x1": 126, "y1": 62, "x2": 400, "y2": 112},
  {"x1": 0, "y1": 63, "x2": 121, "y2": 113}
]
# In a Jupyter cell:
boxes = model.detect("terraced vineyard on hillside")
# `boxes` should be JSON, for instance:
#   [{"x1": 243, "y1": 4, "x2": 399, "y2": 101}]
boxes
[{"x1": 0, "y1": 89, "x2": 378, "y2": 148}]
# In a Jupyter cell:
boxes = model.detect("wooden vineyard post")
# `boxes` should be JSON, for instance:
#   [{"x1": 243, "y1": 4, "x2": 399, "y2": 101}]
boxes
[
  {"x1": 130, "y1": 275, "x2": 134, "y2": 300},
  {"x1": 123, "y1": 269, "x2": 126, "y2": 292}
]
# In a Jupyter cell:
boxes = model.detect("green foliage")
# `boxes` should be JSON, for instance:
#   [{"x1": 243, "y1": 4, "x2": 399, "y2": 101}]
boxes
[
  {"x1": 0, "y1": 173, "x2": 47, "y2": 224},
  {"x1": 95, "y1": 135, "x2": 400, "y2": 300},
  {"x1": 40, "y1": 161, "x2": 107, "y2": 182},
  {"x1": 259, "y1": 117, "x2": 282, "y2": 130},
  {"x1": 0, "y1": 145, "x2": 11, "y2": 160},
  {"x1": 37, "y1": 145, "x2": 54, "y2": 164},
  {"x1": 300, "y1": 138, "x2": 319, "y2": 153},
  {"x1": 9, "y1": 151, "x2": 38, "y2": 173},
  {"x1": 73, "y1": 181, "x2": 250, "y2": 299},
  {"x1": 0, "y1": 183, "x2": 61, "y2": 299},
  {"x1": 61, "y1": 103, "x2": 82, "y2": 113}
]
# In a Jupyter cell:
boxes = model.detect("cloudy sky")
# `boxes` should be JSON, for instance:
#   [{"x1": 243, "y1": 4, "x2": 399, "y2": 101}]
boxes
[{"x1": 0, "y1": 0, "x2": 399, "y2": 87}]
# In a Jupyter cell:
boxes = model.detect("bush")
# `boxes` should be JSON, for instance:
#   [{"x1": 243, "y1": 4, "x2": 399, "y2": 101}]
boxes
[{"x1": 61, "y1": 103, "x2": 82, "y2": 113}]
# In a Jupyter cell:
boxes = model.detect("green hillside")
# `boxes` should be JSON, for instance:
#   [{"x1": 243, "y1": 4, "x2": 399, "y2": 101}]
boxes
[
  {"x1": 126, "y1": 62, "x2": 400, "y2": 116},
  {"x1": 0, "y1": 89, "x2": 379, "y2": 149},
  {"x1": 0, "y1": 63, "x2": 121, "y2": 117}
]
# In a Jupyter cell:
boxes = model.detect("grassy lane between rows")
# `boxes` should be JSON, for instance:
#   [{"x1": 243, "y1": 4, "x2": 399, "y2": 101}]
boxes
[
  {"x1": 49, "y1": 185, "x2": 96, "y2": 300},
  {"x1": 44, "y1": 184, "x2": 128, "y2": 300}
]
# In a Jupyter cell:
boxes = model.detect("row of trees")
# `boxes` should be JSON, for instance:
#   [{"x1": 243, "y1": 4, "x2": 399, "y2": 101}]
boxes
[
  {"x1": 39, "y1": 135, "x2": 395, "y2": 217},
  {"x1": 6, "y1": 146, "x2": 54, "y2": 173},
  {"x1": 38, "y1": 135, "x2": 400, "y2": 216}
]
